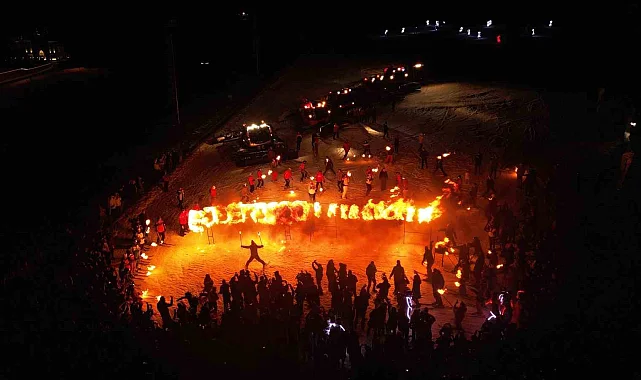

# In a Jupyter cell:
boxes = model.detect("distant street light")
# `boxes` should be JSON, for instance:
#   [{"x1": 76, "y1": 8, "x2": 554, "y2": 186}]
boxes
[
  {"x1": 459, "y1": 27, "x2": 464, "y2": 33},
  {"x1": 487, "y1": 20, "x2": 492, "y2": 27},
  {"x1": 549, "y1": 20, "x2": 553, "y2": 27},
  {"x1": 436, "y1": 21, "x2": 439, "y2": 27},
  {"x1": 477, "y1": 31, "x2": 481, "y2": 38},
  {"x1": 385, "y1": 29, "x2": 388, "y2": 35},
  {"x1": 426, "y1": 20, "x2": 430, "y2": 26},
  {"x1": 401, "y1": 27, "x2": 405, "y2": 33},
  {"x1": 532, "y1": 28, "x2": 535, "y2": 36},
  {"x1": 467, "y1": 29, "x2": 471, "y2": 36}
]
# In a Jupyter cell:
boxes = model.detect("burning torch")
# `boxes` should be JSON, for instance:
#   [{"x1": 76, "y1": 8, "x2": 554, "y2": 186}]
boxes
[
  {"x1": 257, "y1": 231, "x2": 263, "y2": 245},
  {"x1": 239, "y1": 231, "x2": 243, "y2": 246},
  {"x1": 145, "y1": 219, "x2": 151, "y2": 235}
]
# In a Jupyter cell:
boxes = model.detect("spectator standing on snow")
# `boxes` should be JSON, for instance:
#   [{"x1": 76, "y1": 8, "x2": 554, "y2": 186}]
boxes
[
  {"x1": 383, "y1": 121, "x2": 389, "y2": 138},
  {"x1": 271, "y1": 168, "x2": 278, "y2": 182},
  {"x1": 363, "y1": 140, "x2": 371, "y2": 156},
  {"x1": 155, "y1": 217, "x2": 166, "y2": 244},
  {"x1": 434, "y1": 156, "x2": 447, "y2": 176},
  {"x1": 284, "y1": 168, "x2": 293, "y2": 188},
  {"x1": 394, "y1": 135, "x2": 400, "y2": 153},
  {"x1": 313, "y1": 135, "x2": 320, "y2": 157},
  {"x1": 308, "y1": 180, "x2": 317, "y2": 202},
  {"x1": 296, "y1": 132, "x2": 303, "y2": 152},
  {"x1": 333, "y1": 123, "x2": 340, "y2": 139},
  {"x1": 337, "y1": 169, "x2": 344, "y2": 192},
  {"x1": 300, "y1": 161, "x2": 308, "y2": 182},
  {"x1": 162, "y1": 173, "x2": 170, "y2": 192},
  {"x1": 342, "y1": 141, "x2": 351, "y2": 160},
  {"x1": 489, "y1": 155, "x2": 499, "y2": 179},
  {"x1": 179, "y1": 209, "x2": 189, "y2": 236},
  {"x1": 379, "y1": 167, "x2": 389, "y2": 191},
  {"x1": 248, "y1": 173, "x2": 255, "y2": 193},
  {"x1": 177, "y1": 188, "x2": 185, "y2": 209},
  {"x1": 365, "y1": 172, "x2": 373, "y2": 196},
  {"x1": 420, "y1": 146, "x2": 429, "y2": 169},
  {"x1": 240, "y1": 184, "x2": 249, "y2": 202},
  {"x1": 366, "y1": 261, "x2": 377, "y2": 293},
  {"x1": 431, "y1": 268, "x2": 445, "y2": 307},
  {"x1": 315, "y1": 170, "x2": 324, "y2": 190},
  {"x1": 209, "y1": 185, "x2": 217, "y2": 205},
  {"x1": 474, "y1": 151, "x2": 483, "y2": 175},
  {"x1": 341, "y1": 172, "x2": 350, "y2": 199},
  {"x1": 324, "y1": 156, "x2": 336, "y2": 176}
]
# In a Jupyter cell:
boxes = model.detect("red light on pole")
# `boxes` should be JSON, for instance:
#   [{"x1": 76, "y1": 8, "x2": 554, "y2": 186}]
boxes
[{"x1": 496, "y1": 35, "x2": 501, "y2": 44}]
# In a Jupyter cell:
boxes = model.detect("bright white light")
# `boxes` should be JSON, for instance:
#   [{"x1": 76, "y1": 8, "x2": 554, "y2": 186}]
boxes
[
  {"x1": 459, "y1": 27, "x2": 463, "y2": 33},
  {"x1": 532, "y1": 28, "x2": 535, "y2": 36},
  {"x1": 467, "y1": 29, "x2": 471, "y2": 36},
  {"x1": 436, "y1": 21, "x2": 439, "y2": 27},
  {"x1": 426, "y1": 20, "x2": 429, "y2": 26},
  {"x1": 631, "y1": 122, "x2": 637, "y2": 127},
  {"x1": 624, "y1": 131, "x2": 630, "y2": 142},
  {"x1": 405, "y1": 296, "x2": 413, "y2": 320},
  {"x1": 487, "y1": 20, "x2": 492, "y2": 27},
  {"x1": 413, "y1": 63, "x2": 423, "y2": 68},
  {"x1": 549, "y1": 20, "x2": 553, "y2": 27},
  {"x1": 487, "y1": 311, "x2": 497, "y2": 320},
  {"x1": 324, "y1": 320, "x2": 346, "y2": 335},
  {"x1": 385, "y1": 29, "x2": 388, "y2": 35},
  {"x1": 477, "y1": 31, "x2": 481, "y2": 38},
  {"x1": 401, "y1": 27, "x2": 405, "y2": 33}
]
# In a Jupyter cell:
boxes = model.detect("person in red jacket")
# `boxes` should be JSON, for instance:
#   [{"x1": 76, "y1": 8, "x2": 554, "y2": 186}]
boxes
[
  {"x1": 179, "y1": 209, "x2": 189, "y2": 236},
  {"x1": 248, "y1": 173, "x2": 255, "y2": 193},
  {"x1": 209, "y1": 185, "x2": 217, "y2": 205},
  {"x1": 315, "y1": 170, "x2": 324, "y2": 190},
  {"x1": 256, "y1": 169, "x2": 264, "y2": 188},
  {"x1": 333, "y1": 123, "x2": 340, "y2": 139},
  {"x1": 271, "y1": 169, "x2": 278, "y2": 182},
  {"x1": 155, "y1": 217, "x2": 166, "y2": 244},
  {"x1": 299, "y1": 161, "x2": 307, "y2": 182},
  {"x1": 342, "y1": 141, "x2": 351, "y2": 160},
  {"x1": 284, "y1": 168, "x2": 292, "y2": 188}
]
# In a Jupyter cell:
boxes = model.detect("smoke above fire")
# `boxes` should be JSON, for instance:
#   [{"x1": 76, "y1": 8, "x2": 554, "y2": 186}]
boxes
[{"x1": 188, "y1": 197, "x2": 443, "y2": 233}]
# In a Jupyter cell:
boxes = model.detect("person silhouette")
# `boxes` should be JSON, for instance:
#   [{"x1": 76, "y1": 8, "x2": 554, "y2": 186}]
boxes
[{"x1": 241, "y1": 240, "x2": 266, "y2": 269}]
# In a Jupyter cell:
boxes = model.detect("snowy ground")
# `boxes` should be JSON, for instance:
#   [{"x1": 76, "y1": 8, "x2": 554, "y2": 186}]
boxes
[{"x1": 113, "y1": 56, "x2": 543, "y2": 339}]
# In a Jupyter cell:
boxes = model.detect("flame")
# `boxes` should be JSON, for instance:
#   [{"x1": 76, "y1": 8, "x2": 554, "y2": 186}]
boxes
[
  {"x1": 146, "y1": 271, "x2": 152, "y2": 276},
  {"x1": 147, "y1": 265, "x2": 155, "y2": 271},
  {"x1": 150, "y1": 242, "x2": 158, "y2": 247},
  {"x1": 514, "y1": 166, "x2": 518, "y2": 173},
  {"x1": 261, "y1": 175, "x2": 266, "y2": 179},
  {"x1": 437, "y1": 289, "x2": 446, "y2": 295},
  {"x1": 454, "y1": 282, "x2": 461, "y2": 287},
  {"x1": 156, "y1": 296, "x2": 162, "y2": 301},
  {"x1": 442, "y1": 152, "x2": 451, "y2": 157},
  {"x1": 268, "y1": 170, "x2": 273, "y2": 175},
  {"x1": 496, "y1": 264, "x2": 503, "y2": 269},
  {"x1": 142, "y1": 289, "x2": 149, "y2": 298},
  {"x1": 188, "y1": 197, "x2": 443, "y2": 231},
  {"x1": 141, "y1": 253, "x2": 149, "y2": 259},
  {"x1": 456, "y1": 269, "x2": 462, "y2": 279},
  {"x1": 372, "y1": 168, "x2": 379, "y2": 173}
]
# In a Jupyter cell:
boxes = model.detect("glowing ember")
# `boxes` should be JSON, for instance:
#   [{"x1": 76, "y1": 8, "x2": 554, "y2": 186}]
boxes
[
  {"x1": 141, "y1": 253, "x2": 149, "y2": 259},
  {"x1": 437, "y1": 289, "x2": 446, "y2": 295},
  {"x1": 454, "y1": 282, "x2": 461, "y2": 287},
  {"x1": 188, "y1": 197, "x2": 443, "y2": 231}
]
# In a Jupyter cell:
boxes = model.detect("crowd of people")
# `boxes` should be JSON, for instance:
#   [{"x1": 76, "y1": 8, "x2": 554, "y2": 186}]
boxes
[{"x1": 3, "y1": 118, "x2": 565, "y2": 377}]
